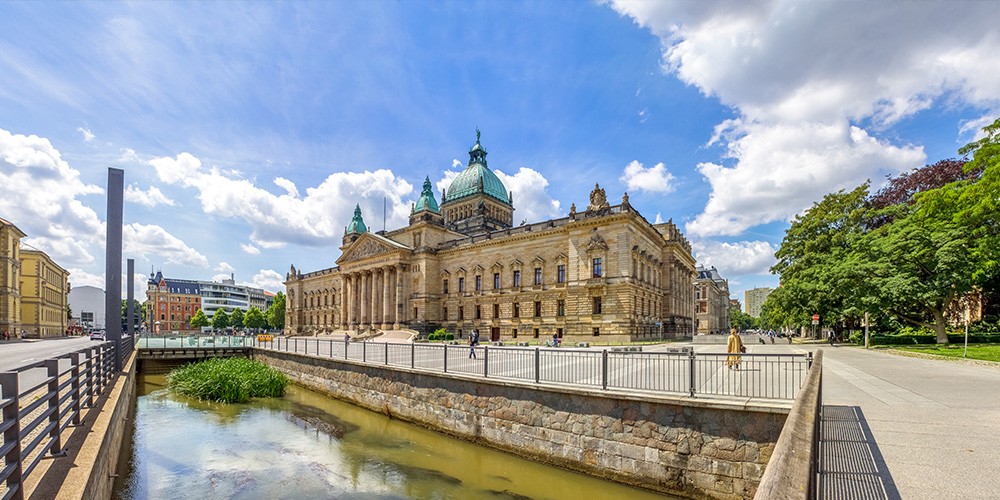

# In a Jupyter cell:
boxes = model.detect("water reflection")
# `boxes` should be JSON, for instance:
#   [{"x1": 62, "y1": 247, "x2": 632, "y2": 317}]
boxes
[{"x1": 115, "y1": 375, "x2": 672, "y2": 499}]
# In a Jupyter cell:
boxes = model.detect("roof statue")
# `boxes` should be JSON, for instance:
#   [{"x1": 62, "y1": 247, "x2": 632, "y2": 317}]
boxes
[{"x1": 587, "y1": 183, "x2": 609, "y2": 212}]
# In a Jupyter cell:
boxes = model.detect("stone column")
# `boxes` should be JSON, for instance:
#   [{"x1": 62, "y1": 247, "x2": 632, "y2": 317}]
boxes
[
  {"x1": 371, "y1": 268, "x2": 380, "y2": 327},
  {"x1": 382, "y1": 266, "x2": 391, "y2": 330},
  {"x1": 369, "y1": 270, "x2": 378, "y2": 329},
  {"x1": 342, "y1": 275, "x2": 349, "y2": 329},
  {"x1": 394, "y1": 264, "x2": 404, "y2": 329}
]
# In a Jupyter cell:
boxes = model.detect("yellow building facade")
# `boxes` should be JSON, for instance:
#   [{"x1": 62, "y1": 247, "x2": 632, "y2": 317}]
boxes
[
  {"x1": 20, "y1": 249, "x2": 69, "y2": 338},
  {"x1": 1, "y1": 217, "x2": 26, "y2": 336},
  {"x1": 286, "y1": 135, "x2": 697, "y2": 343}
]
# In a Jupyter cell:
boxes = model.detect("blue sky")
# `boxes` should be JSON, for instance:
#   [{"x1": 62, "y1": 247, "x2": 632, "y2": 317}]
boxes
[{"x1": 1, "y1": 1, "x2": 997, "y2": 305}]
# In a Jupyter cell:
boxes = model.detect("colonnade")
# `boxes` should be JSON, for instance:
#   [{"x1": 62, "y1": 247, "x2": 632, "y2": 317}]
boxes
[{"x1": 341, "y1": 264, "x2": 404, "y2": 330}]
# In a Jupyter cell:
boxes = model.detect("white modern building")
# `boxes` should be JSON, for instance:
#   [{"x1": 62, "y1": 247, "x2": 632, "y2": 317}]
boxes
[{"x1": 68, "y1": 285, "x2": 105, "y2": 330}]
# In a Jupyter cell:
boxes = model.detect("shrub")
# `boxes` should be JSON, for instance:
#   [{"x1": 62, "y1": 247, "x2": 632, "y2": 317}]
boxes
[
  {"x1": 168, "y1": 357, "x2": 288, "y2": 403},
  {"x1": 444, "y1": 333, "x2": 454, "y2": 341}
]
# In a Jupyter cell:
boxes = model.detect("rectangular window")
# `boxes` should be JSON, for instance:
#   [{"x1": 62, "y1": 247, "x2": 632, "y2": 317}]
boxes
[
  {"x1": 475, "y1": 275, "x2": 482, "y2": 291},
  {"x1": 476, "y1": 305, "x2": 482, "y2": 319},
  {"x1": 443, "y1": 279, "x2": 449, "y2": 294},
  {"x1": 534, "y1": 328, "x2": 540, "y2": 338},
  {"x1": 593, "y1": 297, "x2": 602, "y2": 314},
  {"x1": 534, "y1": 301, "x2": 542, "y2": 317},
  {"x1": 512, "y1": 328, "x2": 518, "y2": 338},
  {"x1": 557, "y1": 328, "x2": 563, "y2": 338},
  {"x1": 513, "y1": 270, "x2": 521, "y2": 287},
  {"x1": 458, "y1": 306, "x2": 464, "y2": 320},
  {"x1": 593, "y1": 327, "x2": 600, "y2": 337},
  {"x1": 513, "y1": 302, "x2": 520, "y2": 318},
  {"x1": 534, "y1": 267, "x2": 542, "y2": 285},
  {"x1": 557, "y1": 265, "x2": 566, "y2": 283},
  {"x1": 443, "y1": 307, "x2": 448, "y2": 320},
  {"x1": 459, "y1": 277, "x2": 465, "y2": 292},
  {"x1": 557, "y1": 299, "x2": 565, "y2": 317},
  {"x1": 493, "y1": 273, "x2": 501, "y2": 289},
  {"x1": 592, "y1": 258, "x2": 603, "y2": 278},
  {"x1": 493, "y1": 303, "x2": 500, "y2": 318}
]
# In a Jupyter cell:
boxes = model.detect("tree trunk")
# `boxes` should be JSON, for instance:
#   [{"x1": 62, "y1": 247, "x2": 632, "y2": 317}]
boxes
[{"x1": 931, "y1": 307, "x2": 949, "y2": 344}]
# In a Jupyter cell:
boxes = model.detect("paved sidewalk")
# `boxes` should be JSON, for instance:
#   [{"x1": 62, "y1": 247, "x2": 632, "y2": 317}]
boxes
[{"x1": 653, "y1": 340, "x2": 1000, "y2": 499}]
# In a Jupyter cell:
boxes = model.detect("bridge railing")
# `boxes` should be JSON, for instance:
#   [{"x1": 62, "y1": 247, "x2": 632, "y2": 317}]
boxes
[
  {"x1": 1, "y1": 341, "x2": 126, "y2": 500},
  {"x1": 136, "y1": 335, "x2": 811, "y2": 401}
]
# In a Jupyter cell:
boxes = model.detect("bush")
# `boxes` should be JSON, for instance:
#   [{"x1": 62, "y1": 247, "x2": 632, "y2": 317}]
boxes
[
  {"x1": 168, "y1": 357, "x2": 288, "y2": 403},
  {"x1": 444, "y1": 333, "x2": 454, "y2": 341}
]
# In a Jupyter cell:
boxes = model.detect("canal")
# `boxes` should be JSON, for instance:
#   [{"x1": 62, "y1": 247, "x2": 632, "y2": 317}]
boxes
[{"x1": 114, "y1": 375, "x2": 674, "y2": 499}]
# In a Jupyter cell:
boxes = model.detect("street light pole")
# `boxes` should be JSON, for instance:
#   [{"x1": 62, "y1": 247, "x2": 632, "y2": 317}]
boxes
[
  {"x1": 964, "y1": 304, "x2": 970, "y2": 358},
  {"x1": 864, "y1": 311, "x2": 870, "y2": 349}
]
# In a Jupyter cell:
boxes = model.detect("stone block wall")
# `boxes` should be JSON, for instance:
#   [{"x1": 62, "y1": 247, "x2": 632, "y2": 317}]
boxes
[{"x1": 255, "y1": 350, "x2": 787, "y2": 499}]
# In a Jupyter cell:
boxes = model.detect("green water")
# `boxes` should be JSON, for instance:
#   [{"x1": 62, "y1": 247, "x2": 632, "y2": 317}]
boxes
[{"x1": 114, "y1": 375, "x2": 672, "y2": 499}]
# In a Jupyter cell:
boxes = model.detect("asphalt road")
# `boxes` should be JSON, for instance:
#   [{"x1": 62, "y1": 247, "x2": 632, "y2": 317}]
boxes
[{"x1": 0, "y1": 336, "x2": 96, "y2": 372}]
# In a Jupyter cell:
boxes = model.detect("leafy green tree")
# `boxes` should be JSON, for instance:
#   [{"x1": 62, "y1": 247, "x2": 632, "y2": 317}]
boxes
[
  {"x1": 67, "y1": 304, "x2": 73, "y2": 322},
  {"x1": 266, "y1": 292, "x2": 285, "y2": 330},
  {"x1": 229, "y1": 308, "x2": 245, "y2": 331},
  {"x1": 190, "y1": 309, "x2": 210, "y2": 328},
  {"x1": 212, "y1": 309, "x2": 231, "y2": 330},
  {"x1": 244, "y1": 306, "x2": 267, "y2": 331},
  {"x1": 729, "y1": 308, "x2": 756, "y2": 331}
]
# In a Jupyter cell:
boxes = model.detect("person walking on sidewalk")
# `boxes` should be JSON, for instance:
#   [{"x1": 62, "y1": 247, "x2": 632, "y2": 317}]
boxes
[
  {"x1": 726, "y1": 328, "x2": 744, "y2": 370},
  {"x1": 469, "y1": 329, "x2": 479, "y2": 359}
]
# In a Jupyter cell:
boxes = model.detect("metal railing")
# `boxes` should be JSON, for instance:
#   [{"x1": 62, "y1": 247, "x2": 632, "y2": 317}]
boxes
[
  {"x1": 137, "y1": 335, "x2": 812, "y2": 401},
  {"x1": 1, "y1": 340, "x2": 130, "y2": 500}
]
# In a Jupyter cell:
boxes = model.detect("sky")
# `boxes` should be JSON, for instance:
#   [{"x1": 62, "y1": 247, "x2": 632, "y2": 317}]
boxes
[{"x1": 1, "y1": 1, "x2": 998, "y2": 306}]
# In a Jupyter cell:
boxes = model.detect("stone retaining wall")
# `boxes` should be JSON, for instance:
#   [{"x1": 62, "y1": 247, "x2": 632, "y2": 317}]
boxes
[{"x1": 255, "y1": 350, "x2": 789, "y2": 499}]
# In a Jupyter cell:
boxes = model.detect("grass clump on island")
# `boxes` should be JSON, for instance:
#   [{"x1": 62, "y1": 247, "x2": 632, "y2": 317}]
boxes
[{"x1": 168, "y1": 357, "x2": 289, "y2": 403}]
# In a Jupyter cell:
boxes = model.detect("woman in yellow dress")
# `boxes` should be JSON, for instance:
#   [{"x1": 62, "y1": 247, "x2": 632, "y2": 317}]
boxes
[{"x1": 726, "y1": 328, "x2": 744, "y2": 370}]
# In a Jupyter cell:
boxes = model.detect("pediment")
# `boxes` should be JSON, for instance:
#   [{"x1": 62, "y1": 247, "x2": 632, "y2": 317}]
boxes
[{"x1": 337, "y1": 233, "x2": 406, "y2": 265}]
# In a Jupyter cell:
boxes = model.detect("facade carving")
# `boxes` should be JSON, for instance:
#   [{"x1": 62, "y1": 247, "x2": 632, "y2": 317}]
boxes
[{"x1": 286, "y1": 134, "x2": 697, "y2": 342}]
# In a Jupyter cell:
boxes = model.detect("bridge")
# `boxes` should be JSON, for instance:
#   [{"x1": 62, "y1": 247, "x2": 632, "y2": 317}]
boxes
[{"x1": 2, "y1": 335, "x2": 822, "y2": 499}]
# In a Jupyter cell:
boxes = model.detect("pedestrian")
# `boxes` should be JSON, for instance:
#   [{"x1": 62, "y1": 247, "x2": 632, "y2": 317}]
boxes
[
  {"x1": 468, "y1": 329, "x2": 478, "y2": 359},
  {"x1": 344, "y1": 333, "x2": 350, "y2": 347},
  {"x1": 726, "y1": 328, "x2": 744, "y2": 370},
  {"x1": 552, "y1": 333, "x2": 559, "y2": 348},
  {"x1": 2, "y1": 329, "x2": 7, "y2": 341}
]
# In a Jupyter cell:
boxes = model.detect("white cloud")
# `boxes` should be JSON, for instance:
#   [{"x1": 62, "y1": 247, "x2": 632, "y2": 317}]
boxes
[
  {"x1": 216, "y1": 262, "x2": 235, "y2": 274},
  {"x1": 692, "y1": 239, "x2": 777, "y2": 276},
  {"x1": 77, "y1": 127, "x2": 95, "y2": 142},
  {"x1": 654, "y1": 212, "x2": 664, "y2": 224},
  {"x1": 0, "y1": 128, "x2": 104, "y2": 265},
  {"x1": 494, "y1": 168, "x2": 562, "y2": 224},
  {"x1": 124, "y1": 184, "x2": 176, "y2": 207},
  {"x1": 611, "y1": 1, "x2": 1000, "y2": 237},
  {"x1": 123, "y1": 223, "x2": 209, "y2": 268},
  {"x1": 247, "y1": 269, "x2": 284, "y2": 293},
  {"x1": 148, "y1": 153, "x2": 414, "y2": 248},
  {"x1": 273, "y1": 177, "x2": 299, "y2": 198},
  {"x1": 211, "y1": 273, "x2": 231, "y2": 283},
  {"x1": 240, "y1": 243, "x2": 260, "y2": 255},
  {"x1": 118, "y1": 148, "x2": 138, "y2": 162},
  {"x1": 451, "y1": 159, "x2": 462, "y2": 169},
  {"x1": 67, "y1": 268, "x2": 104, "y2": 289},
  {"x1": 619, "y1": 160, "x2": 675, "y2": 193}
]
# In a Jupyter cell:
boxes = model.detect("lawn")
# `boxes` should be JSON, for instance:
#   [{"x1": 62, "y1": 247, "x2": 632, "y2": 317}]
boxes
[{"x1": 894, "y1": 344, "x2": 1000, "y2": 363}]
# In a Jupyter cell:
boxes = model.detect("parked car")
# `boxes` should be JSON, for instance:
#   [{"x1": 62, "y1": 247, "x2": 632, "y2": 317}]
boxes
[{"x1": 90, "y1": 330, "x2": 106, "y2": 341}]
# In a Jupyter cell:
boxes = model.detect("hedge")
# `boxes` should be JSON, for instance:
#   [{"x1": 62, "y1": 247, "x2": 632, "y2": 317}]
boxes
[{"x1": 867, "y1": 333, "x2": 1000, "y2": 345}]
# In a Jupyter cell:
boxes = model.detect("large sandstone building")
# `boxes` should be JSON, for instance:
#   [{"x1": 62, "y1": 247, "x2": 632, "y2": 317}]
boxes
[
  {"x1": 285, "y1": 134, "x2": 697, "y2": 342},
  {"x1": 1, "y1": 217, "x2": 70, "y2": 338}
]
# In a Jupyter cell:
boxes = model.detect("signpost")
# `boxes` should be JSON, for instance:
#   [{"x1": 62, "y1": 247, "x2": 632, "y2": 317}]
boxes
[
  {"x1": 812, "y1": 314, "x2": 819, "y2": 339},
  {"x1": 964, "y1": 305, "x2": 970, "y2": 358},
  {"x1": 864, "y1": 311, "x2": 870, "y2": 349}
]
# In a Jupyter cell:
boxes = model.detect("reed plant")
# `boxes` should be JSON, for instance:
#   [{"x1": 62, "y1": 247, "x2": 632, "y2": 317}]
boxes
[{"x1": 168, "y1": 357, "x2": 289, "y2": 403}]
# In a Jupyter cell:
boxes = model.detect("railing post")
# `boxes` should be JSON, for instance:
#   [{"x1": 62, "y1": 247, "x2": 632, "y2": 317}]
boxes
[
  {"x1": 807, "y1": 351, "x2": 814, "y2": 369},
  {"x1": 46, "y1": 359, "x2": 64, "y2": 455},
  {"x1": 345, "y1": 339, "x2": 349, "y2": 360},
  {"x1": 84, "y1": 348, "x2": 95, "y2": 408},
  {"x1": 1, "y1": 372, "x2": 24, "y2": 500},
  {"x1": 688, "y1": 351, "x2": 696, "y2": 397},
  {"x1": 363, "y1": 341, "x2": 367, "y2": 362},
  {"x1": 601, "y1": 350, "x2": 608, "y2": 390},
  {"x1": 385, "y1": 342, "x2": 389, "y2": 365},
  {"x1": 305, "y1": 338, "x2": 309, "y2": 355},
  {"x1": 69, "y1": 353, "x2": 82, "y2": 425},
  {"x1": 534, "y1": 348, "x2": 540, "y2": 384},
  {"x1": 411, "y1": 342, "x2": 415, "y2": 369},
  {"x1": 443, "y1": 344, "x2": 448, "y2": 373},
  {"x1": 484, "y1": 346, "x2": 489, "y2": 378}
]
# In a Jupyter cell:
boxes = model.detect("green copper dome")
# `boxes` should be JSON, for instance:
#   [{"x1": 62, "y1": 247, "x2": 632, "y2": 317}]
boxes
[
  {"x1": 346, "y1": 204, "x2": 367, "y2": 234},
  {"x1": 414, "y1": 176, "x2": 440, "y2": 213},
  {"x1": 445, "y1": 130, "x2": 510, "y2": 205}
]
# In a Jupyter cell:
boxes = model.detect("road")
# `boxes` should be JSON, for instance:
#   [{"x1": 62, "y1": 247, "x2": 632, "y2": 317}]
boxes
[{"x1": 0, "y1": 336, "x2": 95, "y2": 372}]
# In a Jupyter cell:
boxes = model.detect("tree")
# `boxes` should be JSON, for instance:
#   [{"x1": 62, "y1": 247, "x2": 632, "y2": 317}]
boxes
[
  {"x1": 266, "y1": 292, "x2": 285, "y2": 330},
  {"x1": 244, "y1": 306, "x2": 267, "y2": 331},
  {"x1": 67, "y1": 304, "x2": 73, "y2": 322},
  {"x1": 190, "y1": 309, "x2": 210, "y2": 329},
  {"x1": 121, "y1": 299, "x2": 142, "y2": 330},
  {"x1": 729, "y1": 309, "x2": 756, "y2": 331},
  {"x1": 229, "y1": 308, "x2": 245, "y2": 331},
  {"x1": 212, "y1": 309, "x2": 230, "y2": 330}
]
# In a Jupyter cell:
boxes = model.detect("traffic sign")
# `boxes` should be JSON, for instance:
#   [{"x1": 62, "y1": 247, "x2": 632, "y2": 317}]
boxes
[{"x1": 812, "y1": 314, "x2": 820, "y2": 321}]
